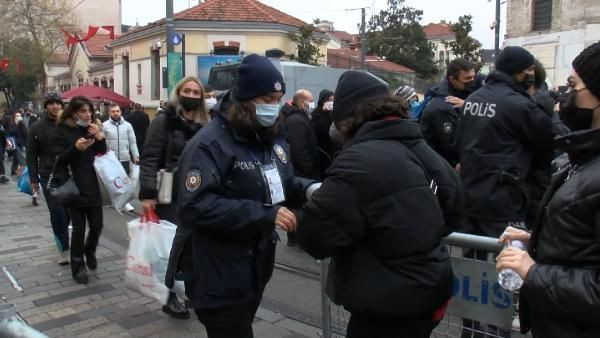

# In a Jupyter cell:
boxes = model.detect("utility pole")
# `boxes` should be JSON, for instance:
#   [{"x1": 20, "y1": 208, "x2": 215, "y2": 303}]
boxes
[
  {"x1": 495, "y1": 0, "x2": 501, "y2": 60},
  {"x1": 166, "y1": 0, "x2": 174, "y2": 55},
  {"x1": 360, "y1": 8, "x2": 366, "y2": 70}
]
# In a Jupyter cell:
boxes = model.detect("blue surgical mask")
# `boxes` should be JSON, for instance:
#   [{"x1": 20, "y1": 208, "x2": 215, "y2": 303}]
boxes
[{"x1": 255, "y1": 103, "x2": 280, "y2": 127}]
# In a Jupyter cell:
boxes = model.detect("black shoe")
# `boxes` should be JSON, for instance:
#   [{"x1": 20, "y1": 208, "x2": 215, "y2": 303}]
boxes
[
  {"x1": 0, "y1": 176, "x2": 8, "y2": 184},
  {"x1": 162, "y1": 294, "x2": 190, "y2": 319},
  {"x1": 85, "y1": 253, "x2": 97, "y2": 270},
  {"x1": 72, "y1": 265, "x2": 89, "y2": 284}
]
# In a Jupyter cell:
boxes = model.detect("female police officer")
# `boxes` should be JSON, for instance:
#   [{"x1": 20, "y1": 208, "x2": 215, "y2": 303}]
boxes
[{"x1": 174, "y1": 54, "x2": 317, "y2": 337}]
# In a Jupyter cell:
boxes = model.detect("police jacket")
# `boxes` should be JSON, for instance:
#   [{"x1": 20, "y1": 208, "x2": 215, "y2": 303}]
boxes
[
  {"x1": 298, "y1": 119, "x2": 461, "y2": 319},
  {"x1": 283, "y1": 106, "x2": 320, "y2": 179},
  {"x1": 419, "y1": 80, "x2": 463, "y2": 167},
  {"x1": 175, "y1": 100, "x2": 314, "y2": 309},
  {"x1": 454, "y1": 71, "x2": 559, "y2": 231},
  {"x1": 26, "y1": 114, "x2": 61, "y2": 182},
  {"x1": 102, "y1": 117, "x2": 139, "y2": 163},
  {"x1": 519, "y1": 129, "x2": 600, "y2": 337},
  {"x1": 53, "y1": 117, "x2": 107, "y2": 208}
]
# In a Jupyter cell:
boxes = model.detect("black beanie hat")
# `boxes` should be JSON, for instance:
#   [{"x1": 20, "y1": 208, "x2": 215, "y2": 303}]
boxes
[
  {"x1": 44, "y1": 92, "x2": 63, "y2": 108},
  {"x1": 495, "y1": 46, "x2": 535, "y2": 75},
  {"x1": 572, "y1": 41, "x2": 600, "y2": 99},
  {"x1": 233, "y1": 54, "x2": 285, "y2": 101},
  {"x1": 333, "y1": 71, "x2": 390, "y2": 125}
]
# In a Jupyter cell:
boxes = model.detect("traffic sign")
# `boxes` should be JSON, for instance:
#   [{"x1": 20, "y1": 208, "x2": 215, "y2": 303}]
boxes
[{"x1": 170, "y1": 33, "x2": 182, "y2": 46}]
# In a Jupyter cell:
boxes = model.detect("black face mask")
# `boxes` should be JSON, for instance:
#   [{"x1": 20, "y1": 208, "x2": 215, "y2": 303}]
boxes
[
  {"x1": 560, "y1": 90, "x2": 598, "y2": 132},
  {"x1": 520, "y1": 74, "x2": 535, "y2": 90},
  {"x1": 180, "y1": 96, "x2": 202, "y2": 111},
  {"x1": 463, "y1": 80, "x2": 476, "y2": 93}
]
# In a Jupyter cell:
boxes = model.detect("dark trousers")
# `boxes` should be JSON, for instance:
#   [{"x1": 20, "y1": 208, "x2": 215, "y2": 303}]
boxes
[
  {"x1": 347, "y1": 315, "x2": 439, "y2": 338},
  {"x1": 39, "y1": 176, "x2": 70, "y2": 252},
  {"x1": 0, "y1": 147, "x2": 5, "y2": 176},
  {"x1": 120, "y1": 161, "x2": 130, "y2": 175},
  {"x1": 68, "y1": 206, "x2": 103, "y2": 269},
  {"x1": 194, "y1": 298, "x2": 262, "y2": 338},
  {"x1": 11, "y1": 146, "x2": 23, "y2": 174}
]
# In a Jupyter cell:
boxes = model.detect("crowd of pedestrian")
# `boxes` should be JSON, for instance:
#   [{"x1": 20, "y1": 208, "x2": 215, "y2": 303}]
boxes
[{"x1": 2, "y1": 40, "x2": 599, "y2": 338}]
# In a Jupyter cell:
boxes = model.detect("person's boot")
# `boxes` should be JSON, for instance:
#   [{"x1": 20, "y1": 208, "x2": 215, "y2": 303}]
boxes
[
  {"x1": 162, "y1": 292, "x2": 190, "y2": 319},
  {"x1": 0, "y1": 175, "x2": 9, "y2": 184},
  {"x1": 85, "y1": 251, "x2": 97, "y2": 270},
  {"x1": 71, "y1": 257, "x2": 89, "y2": 284}
]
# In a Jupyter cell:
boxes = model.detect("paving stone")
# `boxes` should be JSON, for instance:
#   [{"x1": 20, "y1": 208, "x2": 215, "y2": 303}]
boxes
[
  {"x1": 12, "y1": 235, "x2": 43, "y2": 242},
  {"x1": 63, "y1": 315, "x2": 110, "y2": 334},
  {"x1": 34, "y1": 284, "x2": 113, "y2": 306},
  {"x1": 275, "y1": 318, "x2": 321, "y2": 338},
  {"x1": 128, "y1": 319, "x2": 175, "y2": 337},
  {"x1": 117, "y1": 311, "x2": 163, "y2": 330},
  {"x1": 256, "y1": 307, "x2": 285, "y2": 323},
  {"x1": 32, "y1": 313, "x2": 80, "y2": 330},
  {"x1": 106, "y1": 304, "x2": 153, "y2": 321},
  {"x1": 79, "y1": 304, "x2": 123, "y2": 320}
]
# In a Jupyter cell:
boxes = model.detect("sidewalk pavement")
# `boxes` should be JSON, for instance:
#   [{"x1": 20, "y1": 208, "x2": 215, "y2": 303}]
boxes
[{"x1": 0, "y1": 175, "x2": 316, "y2": 337}]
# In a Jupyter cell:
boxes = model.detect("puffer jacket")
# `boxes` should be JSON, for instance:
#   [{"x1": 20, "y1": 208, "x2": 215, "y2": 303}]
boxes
[
  {"x1": 519, "y1": 128, "x2": 600, "y2": 338},
  {"x1": 102, "y1": 117, "x2": 139, "y2": 162},
  {"x1": 298, "y1": 118, "x2": 462, "y2": 319}
]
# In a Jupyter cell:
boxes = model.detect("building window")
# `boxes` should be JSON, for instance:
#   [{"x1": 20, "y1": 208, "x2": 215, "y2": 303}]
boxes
[
  {"x1": 137, "y1": 64, "x2": 142, "y2": 85},
  {"x1": 532, "y1": 0, "x2": 552, "y2": 31},
  {"x1": 101, "y1": 77, "x2": 108, "y2": 88},
  {"x1": 109, "y1": 77, "x2": 114, "y2": 90},
  {"x1": 151, "y1": 50, "x2": 160, "y2": 100},
  {"x1": 123, "y1": 55, "x2": 130, "y2": 98}
]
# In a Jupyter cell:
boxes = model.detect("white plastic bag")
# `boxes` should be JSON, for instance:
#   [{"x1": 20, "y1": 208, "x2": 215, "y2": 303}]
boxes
[
  {"x1": 130, "y1": 164, "x2": 140, "y2": 191},
  {"x1": 125, "y1": 213, "x2": 180, "y2": 305},
  {"x1": 94, "y1": 151, "x2": 135, "y2": 212}
]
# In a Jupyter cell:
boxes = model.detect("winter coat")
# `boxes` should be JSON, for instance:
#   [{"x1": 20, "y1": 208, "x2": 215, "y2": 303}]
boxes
[
  {"x1": 419, "y1": 80, "x2": 462, "y2": 167},
  {"x1": 298, "y1": 119, "x2": 462, "y2": 319},
  {"x1": 310, "y1": 90, "x2": 336, "y2": 177},
  {"x1": 283, "y1": 105, "x2": 320, "y2": 179},
  {"x1": 519, "y1": 128, "x2": 600, "y2": 337},
  {"x1": 6, "y1": 120, "x2": 27, "y2": 147},
  {"x1": 26, "y1": 114, "x2": 62, "y2": 182},
  {"x1": 52, "y1": 117, "x2": 107, "y2": 208},
  {"x1": 139, "y1": 104, "x2": 202, "y2": 222},
  {"x1": 102, "y1": 117, "x2": 139, "y2": 162},
  {"x1": 174, "y1": 98, "x2": 315, "y2": 309},
  {"x1": 454, "y1": 71, "x2": 562, "y2": 235},
  {"x1": 125, "y1": 110, "x2": 149, "y2": 154}
]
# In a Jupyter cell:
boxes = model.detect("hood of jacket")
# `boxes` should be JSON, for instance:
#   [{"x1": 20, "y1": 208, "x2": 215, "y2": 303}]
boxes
[
  {"x1": 555, "y1": 128, "x2": 600, "y2": 165},
  {"x1": 486, "y1": 70, "x2": 530, "y2": 97}
]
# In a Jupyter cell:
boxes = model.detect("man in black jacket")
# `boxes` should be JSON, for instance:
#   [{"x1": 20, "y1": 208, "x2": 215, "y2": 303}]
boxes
[
  {"x1": 310, "y1": 89, "x2": 335, "y2": 176},
  {"x1": 420, "y1": 58, "x2": 477, "y2": 168},
  {"x1": 27, "y1": 92, "x2": 71, "y2": 265},
  {"x1": 455, "y1": 46, "x2": 562, "y2": 238},
  {"x1": 125, "y1": 103, "x2": 149, "y2": 155}
]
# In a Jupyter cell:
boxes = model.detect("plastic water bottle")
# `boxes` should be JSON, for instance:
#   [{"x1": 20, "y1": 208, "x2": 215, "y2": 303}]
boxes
[{"x1": 498, "y1": 239, "x2": 527, "y2": 291}]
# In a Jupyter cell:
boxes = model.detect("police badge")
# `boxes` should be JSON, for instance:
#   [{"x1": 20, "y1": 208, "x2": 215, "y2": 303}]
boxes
[
  {"x1": 185, "y1": 170, "x2": 202, "y2": 192},
  {"x1": 274, "y1": 81, "x2": 282, "y2": 92},
  {"x1": 273, "y1": 144, "x2": 287, "y2": 164},
  {"x1": 443, "y1": 122, "x2": 453, "y2": 134}
]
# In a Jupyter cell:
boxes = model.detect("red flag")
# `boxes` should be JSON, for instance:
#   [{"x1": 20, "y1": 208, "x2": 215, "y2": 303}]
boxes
[
  {"x1": 102, "y1": 25, "x2": 115, "y2": 40},
  {"x1": 60, "y1": 26, "x2": 78, "y2": 48},
  {"x1": 81, "y1": 26, "x2": 100, "y2": 42}
]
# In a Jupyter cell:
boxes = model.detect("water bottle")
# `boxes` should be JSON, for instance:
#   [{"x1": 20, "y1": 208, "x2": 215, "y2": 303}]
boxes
[{"x1": 498, "y1": 239, "x2": 527, "y2": 291}]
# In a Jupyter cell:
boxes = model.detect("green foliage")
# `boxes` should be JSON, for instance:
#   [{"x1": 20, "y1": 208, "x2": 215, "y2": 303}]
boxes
[
  {"x1": 288, "y1": 24, "x2": 325, "y2": 66},
  {"x1": 442, "y1": 15, "x2": 483, "y2": 63},
  {"x1": 0, "y1": 38, "x2": 45, "y2": 106},
  {"x1": 367, "y1": 0, "x2": 437, "y2": 78}
]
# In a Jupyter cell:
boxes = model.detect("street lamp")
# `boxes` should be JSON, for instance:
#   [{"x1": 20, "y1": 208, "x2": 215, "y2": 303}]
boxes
[{"x1": 488, "y1": 0, "x2": 505, "y2": 61}]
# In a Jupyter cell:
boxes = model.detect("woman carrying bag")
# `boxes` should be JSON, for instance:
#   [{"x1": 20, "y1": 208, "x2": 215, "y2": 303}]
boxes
[
  {"x1": 52, "y1": 95, "x2": 107, "y2": 284},
  {"x1": 139, "y1": 76, "x2": 209, "y2": 319}
]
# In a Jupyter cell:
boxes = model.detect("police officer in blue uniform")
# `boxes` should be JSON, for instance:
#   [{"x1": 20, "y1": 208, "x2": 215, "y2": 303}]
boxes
[{"x1": 174, "y1": 54, "x2": 318, "y2": 338}]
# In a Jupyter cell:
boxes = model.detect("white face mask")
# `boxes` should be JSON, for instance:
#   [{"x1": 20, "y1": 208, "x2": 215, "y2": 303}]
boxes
[
  {"x1": 323, "y1": 101, "x2": 334, "y2": 111},
  {"x1": 305, "y1": 101, "x2": 315, "y2": 114},
  {"x1": 15, "y1": 114, "x2": 23, "y2": 122},
  {"x1": 205, "y1": 97, "x2": 217, "y2": 110}
]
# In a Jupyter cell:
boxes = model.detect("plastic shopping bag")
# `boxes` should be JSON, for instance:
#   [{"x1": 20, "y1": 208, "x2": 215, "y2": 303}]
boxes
[
  {"x1": 130, "y1": 164, "x2": 140, "y2": 195},
  {"x1": 125, "y1": 210, "x2": 183, "y2": 304},
  {"x1": 94, "y1": 151, "x2": 135, "y2": 212},
  {"x1": 17, "y1": 166, "x2": 32, "y2": 195}
]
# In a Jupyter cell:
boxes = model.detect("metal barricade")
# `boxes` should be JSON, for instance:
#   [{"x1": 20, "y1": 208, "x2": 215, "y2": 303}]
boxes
[{"x1": 320, "y1": 233, "x2": 532, "y2": 338}]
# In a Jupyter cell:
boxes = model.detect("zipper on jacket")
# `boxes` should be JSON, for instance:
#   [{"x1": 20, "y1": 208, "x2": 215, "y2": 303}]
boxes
[{"x1": 566, "y1": 164, "x2": 579, "y2": 181}]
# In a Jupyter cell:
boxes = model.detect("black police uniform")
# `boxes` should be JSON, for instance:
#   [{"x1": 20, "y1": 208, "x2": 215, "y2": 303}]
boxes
[
  {"x1": 174, "y1": 97, "x2": 315, "y2": 337},
  {"x1": 454, "y1": 71, "x2": 561, "y2": 237}
]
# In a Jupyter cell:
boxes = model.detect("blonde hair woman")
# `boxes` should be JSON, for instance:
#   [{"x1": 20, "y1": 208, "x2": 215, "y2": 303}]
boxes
[{"x1": 138, "y1": 76, "x2": 209, "y2": 319}]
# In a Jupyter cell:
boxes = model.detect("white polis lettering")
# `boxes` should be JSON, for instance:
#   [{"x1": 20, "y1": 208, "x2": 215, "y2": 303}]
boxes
[
  {"x1": 463, "y1": 101, "x2": 496, "y2": 118},
  {"x1": 233, "y1": 161, "x2": 260, "y2": 171}
]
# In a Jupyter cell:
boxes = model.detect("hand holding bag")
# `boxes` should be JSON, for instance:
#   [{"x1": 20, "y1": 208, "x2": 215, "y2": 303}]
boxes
[{"x1": 47, "y1": 156, "x2": 80, "y2": 205}]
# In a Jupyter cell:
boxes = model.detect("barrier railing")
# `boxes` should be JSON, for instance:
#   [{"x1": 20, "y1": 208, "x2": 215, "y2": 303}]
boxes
[{"x1": 320, "y1": 232, "x2": 532, "y2": 338}]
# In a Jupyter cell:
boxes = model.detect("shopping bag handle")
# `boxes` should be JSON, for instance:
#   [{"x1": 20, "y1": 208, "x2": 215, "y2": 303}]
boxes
[{"x1": 143, "y1": 209, "x2": 159, "y2": 224}]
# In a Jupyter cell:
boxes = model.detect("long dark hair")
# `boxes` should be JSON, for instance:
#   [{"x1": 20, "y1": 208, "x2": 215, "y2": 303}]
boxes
[
  {"x1": 58, "y1": 95, "x2": 94, "y2": 125},
  {"x1": 227, "y1": 100, "x2": 281, "y2": 140},
  {"x1": 342, "y1": 95, "x2": 409, "y2": 140}
]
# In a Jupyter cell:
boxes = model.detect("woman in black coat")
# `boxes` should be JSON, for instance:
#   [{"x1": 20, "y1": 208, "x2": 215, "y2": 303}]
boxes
[
  {"x1": 298, "y1": 71, "x2": 462, "y2": 338},
  {"x1": 53, "y1": 96, "x2": 107, "y2": 284},
  {"x1": 138, "y1": 76, "x2": 209, "y2": 319},
  {"x1": 497, "y1": 42, "x2": 600, "y2": 338}
]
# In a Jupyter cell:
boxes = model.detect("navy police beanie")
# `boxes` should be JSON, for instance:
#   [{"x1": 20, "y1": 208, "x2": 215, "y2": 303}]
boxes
[
  {"x1": 495, "y1": 46, "x2": 535, "y2": 75},
  {"x1": 234, "y1": 54, "x2": 285, "y2": 101},
  {"x1": 572, "y1": 41, "x2": 600, "y2": 99},
  {"x1": 333, "y1": 71, "x2": 390, "y2": 125}
]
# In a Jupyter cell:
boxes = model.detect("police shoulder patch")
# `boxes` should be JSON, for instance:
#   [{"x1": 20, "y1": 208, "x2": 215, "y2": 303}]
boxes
[
  {"x1": 273, "y1": 144, "x2": 287, "y2": 164},
  {"x1": 185, "y1": 170, "x2": 202, "y2": 192},
  {"x1": 443, "y1": 122, "x2": 454, "y2": 134}
]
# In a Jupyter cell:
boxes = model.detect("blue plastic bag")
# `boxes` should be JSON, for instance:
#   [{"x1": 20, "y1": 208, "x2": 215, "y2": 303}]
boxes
[{"x1": 17, "y1": 166, "x2": 32, "y2": 195}]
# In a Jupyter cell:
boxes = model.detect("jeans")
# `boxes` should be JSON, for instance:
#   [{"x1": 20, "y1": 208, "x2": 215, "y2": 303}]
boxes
[
  {"x1": 68, "y1": 206, "x2": 103, "y2": 267},
  {"x1": 39, "y1": 176, "x2": 70, "y2": 252}
]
